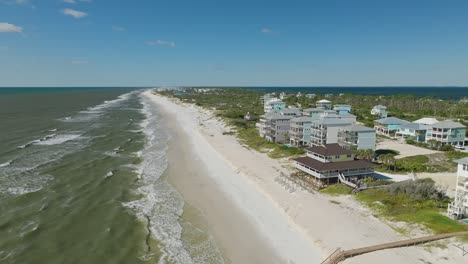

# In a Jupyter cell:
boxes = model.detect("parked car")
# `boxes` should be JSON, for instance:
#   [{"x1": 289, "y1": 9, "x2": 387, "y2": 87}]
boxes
[{"x1": 454, "y1": 145, "x2": 465, "y2": 150}]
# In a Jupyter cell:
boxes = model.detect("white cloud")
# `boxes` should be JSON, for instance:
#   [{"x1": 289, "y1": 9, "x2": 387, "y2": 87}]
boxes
[
  {"x1": 112, "y1": 25, "x2": 125, "y2": 32},
  {"x1": 61, "y1": 8, "x2": 87, "y2": 18},
  {"x1": 61, "y1": 0, "x2": 76, "y2": 3},
  {"x1": 261, "y1": 28, "x2": 273, "y2": 34},
  {"x1": 146, "y1": 40, "x2": 176, "y2": 47},
  {"x1": 0, "y1": 22, "x2": 23, "y2": 33},
  {"x1": 71, "y1": 60, "x2": 88, "y2": 65}
]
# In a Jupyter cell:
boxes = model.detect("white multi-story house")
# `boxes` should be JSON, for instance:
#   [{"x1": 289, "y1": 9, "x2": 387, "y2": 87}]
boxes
[
  {"x1": 371, "y1": 105, "x2": 388, "y2": 118},
  {"x1": 338, "y1": 124, "x2": 376, "y2": 150},
  {"x1": 256, "y1": 109, "x2": 301, "y2": 143},
  {"x1": 425, "y1": 120, "x2": 466, "y2": 147},
  {"x1": 316, "y1": 99, "x2": 332, "y2": 110},
  {"x1": 263, "y1": 98, "x2": 286, "y2": 113},
  {"x1": 309, "y1": 117, "x2": 353, "y2": 146},
  {"x1": 289, "y1": 116, "x2": 313, "y2": 147},
  {"x1": 447, "y1": 158, "x2": 468, "y2": 219}
]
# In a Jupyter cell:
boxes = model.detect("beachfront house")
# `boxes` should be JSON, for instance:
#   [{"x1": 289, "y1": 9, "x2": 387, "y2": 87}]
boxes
[
  {"x1": 316, "y1": 99, "x2": 332, "y2": 110},
  {"x1": 333, "y1": 104, "x2": 352, "y2": 115},
  {"x1": 338, "y1": 124, "x2": 376, "y2": 150},
  {"x1": 414, "y1": 117, "x2": 439, "y2": 126},
  {"x1": 293, "y1": 144, "x2": 375, "y2": 183},
  {"x1": 309, "y1": 117, "x2": 353, "y2": 146},
  {"x1": 338, "y1": 113, "x2": 357, "y2": 124},
  {"x1": 447, "y1": 158, "x2": 468, "y2": 219},
  {"x1": 371, "y1": 105, "x2": 388, "y2": 118},
  {"x1": 302, "y1": 108, "x2": 325, "y2": 118},
  {"x1": 425, "y1": 120, "x2": 466, "y2": 147},
  {"x1": 374, "y1": 117, "x2": 409, "y2": 137},
  {"x1": 395, "y1": 122, "x2": 430, "y2": 142},
  {"x1": 289, "y1": 116, "x2": 313, "y2": 147},
  {"x1": 264, "y1": 98, "x2": 286, "y2": 113},
  {"x1": 256, "y1": 109, "x2": 301, "y2": 143}
]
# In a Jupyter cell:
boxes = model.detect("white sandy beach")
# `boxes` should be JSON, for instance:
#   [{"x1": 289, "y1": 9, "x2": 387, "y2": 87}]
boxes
[{"x1": 144, "y1": 90, "x2": 466, "y2": 264}]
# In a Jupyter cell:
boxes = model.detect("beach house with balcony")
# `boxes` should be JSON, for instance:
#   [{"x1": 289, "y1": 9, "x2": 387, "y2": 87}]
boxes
[
  {"x1": 371, "y1": 105, "x2": 388, "y2": 118},
  {"x1": 447, "y1": 158, "x2": 468, "y2": 219},
  {"x1": 302, "y1": 108, "x2": 325, "y2": 118},
  {"x1": 333, "y1": 104, "x2": 352, "y2": 115},
  {"x1": 414, "y1": 117, "x2": 439, "y2": 126},
  {"x1": 374, "y1": 117, "x2": 409, "y2": 137},
  {"x1": 289, "y1": 116, "x2": 313, "y2": 147},
  {"x1": 425, "y1": 120, "x2": 466, "y2": 147},
  {"x1": 395, "y1": 122, "x2": 430, "y2": 142},
  {"x1": 256, "y1": 109, "x2": 301, "y2": 143},
  {"x1": 316, "y1": 99, "x2": 332, "y2": 110},
  {"x1": 293, "y1": 144, "x2": 375, "y2": 183},
  {"x1": 338, "y1": 124, "x2": 376, "y2": 150},
  {"x1": 309, "y1": 117, "x2": 353, "y2": 146},
  {"x1": 263, "y1": 98, "x2": 286, "y2": 113}
]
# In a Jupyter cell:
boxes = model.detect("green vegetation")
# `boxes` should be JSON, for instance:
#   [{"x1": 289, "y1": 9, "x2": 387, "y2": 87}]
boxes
[
  {"x1": 354, "y1": 179, "x2": 468, "y2": 236},
  {"x1": 376, "y1": 153, "x2": 457, "y2": 173},
  {"x1": 320, "y1": 184, "x2": 353, "y2": 196},
  {"x1": 446, "y1": 150, "x2": 468, "y2": 160}
]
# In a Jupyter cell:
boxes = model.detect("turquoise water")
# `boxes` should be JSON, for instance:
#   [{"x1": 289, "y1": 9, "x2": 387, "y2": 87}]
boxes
[{"x1": 0, "y1": 88, "x2": 222, "y2": 264}]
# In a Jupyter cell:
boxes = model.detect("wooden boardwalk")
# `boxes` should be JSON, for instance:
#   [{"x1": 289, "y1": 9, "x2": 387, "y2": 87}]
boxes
[{"x1": 321, "y1": 231, "x2": 468, "y2": 264}]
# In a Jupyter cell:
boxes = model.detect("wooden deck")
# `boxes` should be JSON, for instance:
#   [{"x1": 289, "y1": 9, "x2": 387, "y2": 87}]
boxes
[{"x1": 321, "y1": 231, "x2": 468, "y2": 264}]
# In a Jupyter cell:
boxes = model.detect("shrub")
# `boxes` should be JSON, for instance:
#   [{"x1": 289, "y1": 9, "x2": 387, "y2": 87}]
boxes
[
  {"x1": 384, "y1": 179, "x2": 446, "y2": 202},
  {"x1": 440, "y1": 145, "x2": 454, "y2": 152}
]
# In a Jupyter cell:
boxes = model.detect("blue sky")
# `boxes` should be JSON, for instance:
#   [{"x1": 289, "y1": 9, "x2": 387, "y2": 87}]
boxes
[{"x1": 1, "y1": 0, "x2": 468, "y2": 86}]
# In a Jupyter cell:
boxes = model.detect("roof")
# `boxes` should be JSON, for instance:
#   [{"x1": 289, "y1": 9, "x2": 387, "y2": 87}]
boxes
[
  {"x1": 317, "y1": 99, "x2": 331, "y2": 103},
  {"x1": 431, "y1": 120, "x2": 466, "y2": 129},
  {"x1": 291, "y1": 116, "x2": 313, "y2": 123},
  {"x1": 456, "y1": 157, "x2": 468, "y2": 165},
  {"x1": 373, "y1": 105, "x2": 387, "y2": 109},
  {"x1": 312, "y1": 118, "x2": 352, "y2": 126},
  {"x1": 263, "y1": 110, "x2": 296, "y2": 120},
  {"x1": 306, "y1": 143, "x2": 355, "y2": 156},
  {"x1": 293, "y1": 156, "x2": 376, "y2": 171},
  {"x1": 280, "y1": 108, "x2": 302, "y2": 115},
  {"x1": 339, "y1": 113, "x2": 357, "y2": 118},
  {"x1": 400, "y1": 122, "x2": 430, "y2": 130},
  {"x1": 341, "y1": 124, "x2": 374, "y2": 132},
  {"x1": 414, "y1": 117, "x2": 439, "y2": 125},
  {"x1": 303, "y1": 108, "x2": 325, "y2": 112},
  {"x1": 375, "y1": 117, "x2": 409, "y2": 125}
]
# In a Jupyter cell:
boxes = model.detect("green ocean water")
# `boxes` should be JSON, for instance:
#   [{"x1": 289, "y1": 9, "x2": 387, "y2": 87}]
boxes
[{"x1": 0, "y1": 88, "x2": 223, "y2": 264}]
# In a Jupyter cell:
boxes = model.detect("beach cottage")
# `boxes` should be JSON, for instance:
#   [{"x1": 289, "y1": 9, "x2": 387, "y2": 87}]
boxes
[
  {"x1": 447, "y1": 158, "x2": 468, "y2": 219},
  {"x1": 333, "y1": 104, "x2": 352, "y2": 115},
  {"x1": 425, "y1": 120, "x2": 466, "y2": 147},
  {"x1": 395, "y1": 122, "x2": 430, "y2": 142},
  {"x1": 374, "y1": 117, "x2": 409, "y2": 137},
  {"x1": 338, "y1": 124, "x2": 376, "y2": 150},
  {"x1": 293, "y1": 144, "x2": 375, "y2": 182}
]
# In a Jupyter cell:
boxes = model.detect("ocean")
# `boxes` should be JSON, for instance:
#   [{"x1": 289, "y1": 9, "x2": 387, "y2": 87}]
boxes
[{"x1": 0, "y1": 88, "x2": 222, "y2": 264}]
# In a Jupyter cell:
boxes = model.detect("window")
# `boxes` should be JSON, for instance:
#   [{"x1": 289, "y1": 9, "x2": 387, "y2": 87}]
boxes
[
  {"x1": 347, "y1": 154, "x2": 352, "y2": 158},
  {"x1": 464, "y1": 164, "x2": 467, "y2": 171},
  {"x1": 335, "y1": 155, "x2": 340, "y2": 159}
]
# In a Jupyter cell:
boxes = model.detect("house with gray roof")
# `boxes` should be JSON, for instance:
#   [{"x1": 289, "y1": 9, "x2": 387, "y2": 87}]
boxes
[
  {"x1": 338, "y1": 124, "x2": 376, "y2": 150},
  {"x1": 374, "y1": 117, "x2": 409, "y2": 137},
  {"x1": 396, "y1": 122, "x2": 430, "y2": 142},
  {"x1": 309, "y1": 117, "x2": 353, "y2": 146},
  {"x1": 255, "y1": 109, "x2": 302, "y2": 143},
  {"x1": 425, "y1": 120, "x2": 466, "y2": 147}
]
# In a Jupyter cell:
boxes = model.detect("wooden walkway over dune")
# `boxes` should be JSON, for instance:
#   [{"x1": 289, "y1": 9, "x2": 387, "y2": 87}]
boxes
[{"x1": 321, "y1": 231, "x2": 468, "y2": 264}]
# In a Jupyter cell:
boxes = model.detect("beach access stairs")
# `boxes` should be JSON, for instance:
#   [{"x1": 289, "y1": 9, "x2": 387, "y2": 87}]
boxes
[{"x1": 338, "y1": 173, "x2": 367, "y2": 192}]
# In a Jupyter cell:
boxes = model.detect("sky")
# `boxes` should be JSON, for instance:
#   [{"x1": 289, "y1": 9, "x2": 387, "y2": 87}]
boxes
[{"x1": 1, "y1": 0, "x2": 468, "y2": 87}]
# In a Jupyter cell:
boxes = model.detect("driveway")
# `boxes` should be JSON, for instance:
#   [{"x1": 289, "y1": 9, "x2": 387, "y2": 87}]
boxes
[{"x1": 376, "y1": 139, "x2": 440, "y2": 158}]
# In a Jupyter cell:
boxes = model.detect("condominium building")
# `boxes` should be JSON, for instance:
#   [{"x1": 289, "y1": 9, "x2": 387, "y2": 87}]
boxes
[
  {"x1": 425, "y1": 120, "x2": 466, "y2": 147},
  {"x1": 338, "y1": 124, "x2": 376, "y2": 150},
  {"x1": 289, "y1": 116, "x2": 313, "y2": 147},
  {"x1": 256, "y1": 109, "x2": 301, "y2": 143},
  {"x1": 309, "y1": 117, "x2": 353, "y2": 146},
  {"x1": 447, "y1": 158, "x2": 468, "y2": 219}
]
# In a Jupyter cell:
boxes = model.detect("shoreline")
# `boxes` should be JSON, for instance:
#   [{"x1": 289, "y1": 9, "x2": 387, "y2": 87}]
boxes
[{"x1": 144, "y1": 90, "x2": 465, "y2": 264}]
